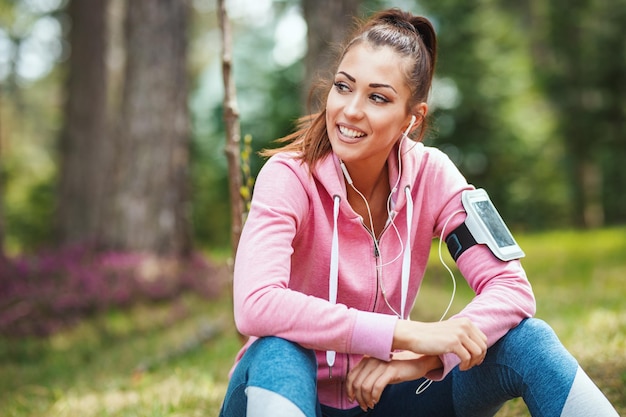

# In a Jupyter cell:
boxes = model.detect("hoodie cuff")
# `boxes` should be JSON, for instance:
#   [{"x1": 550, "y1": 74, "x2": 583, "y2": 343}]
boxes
[
  {"x1": 425, "y1": 352, "x2": 461, "y2": 381},
  {"x1": 350, "y1": 311, "x2": 398, "y2": 361}
]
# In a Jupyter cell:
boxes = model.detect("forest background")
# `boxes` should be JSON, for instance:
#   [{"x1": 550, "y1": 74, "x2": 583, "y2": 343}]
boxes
[{"x1": 1, "y1": 0, "x2": 626, "y2": 257}]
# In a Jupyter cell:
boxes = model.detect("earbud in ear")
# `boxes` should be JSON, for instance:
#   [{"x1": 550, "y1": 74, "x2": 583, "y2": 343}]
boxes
[{"x1": 402, "y1": 115, "x2": 417, "y2": 138}]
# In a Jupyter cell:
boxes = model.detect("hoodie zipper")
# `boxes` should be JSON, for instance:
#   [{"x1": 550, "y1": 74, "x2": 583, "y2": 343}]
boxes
[
  {"x1": 373, "y1": 239, "x2": 381, "y2": 311},
  {"x1": 360, "y1": 215, "x2": 390, "y2": 314}
]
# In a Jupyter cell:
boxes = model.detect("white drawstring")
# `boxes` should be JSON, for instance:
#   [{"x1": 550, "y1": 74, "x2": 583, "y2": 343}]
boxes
[
  {"x1": 400, "y1": 186, "x2": 413, "y2": 319},
  {"x1": 326, "y1": 195, "x2": 341, "y2": 375}
]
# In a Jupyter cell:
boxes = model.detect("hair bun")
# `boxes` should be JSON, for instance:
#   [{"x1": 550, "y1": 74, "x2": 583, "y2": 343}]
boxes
[
  {"x1": 367, "y1": 9, "x2": 437, "y2": 66},
  {"x1": 379, "y1": 12, "x2": 419, "y2": 36}
]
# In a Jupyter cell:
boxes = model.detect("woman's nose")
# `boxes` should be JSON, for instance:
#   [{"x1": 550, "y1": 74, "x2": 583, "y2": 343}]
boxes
[{"x1": 343, "y1": 95, "x2": 365, "y2": 119}]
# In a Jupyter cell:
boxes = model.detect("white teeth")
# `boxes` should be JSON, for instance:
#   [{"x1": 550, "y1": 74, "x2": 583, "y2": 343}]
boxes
[{"x1": 339, "y1": 125, "x2": 365, "y2": 138}]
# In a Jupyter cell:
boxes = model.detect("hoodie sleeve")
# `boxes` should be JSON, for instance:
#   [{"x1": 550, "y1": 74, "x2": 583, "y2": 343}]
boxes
[
  {"x1": 233, "y1": 155, "x2": 396, "y2": 361},
  {"x1": 423, "y1": 149, "x2": 536, "y2": 381}
]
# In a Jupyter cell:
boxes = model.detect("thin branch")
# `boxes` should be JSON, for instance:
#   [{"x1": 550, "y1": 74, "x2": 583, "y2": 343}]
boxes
[{"x1": 218, "y1": 0, "x2": 244, "y2": 259}]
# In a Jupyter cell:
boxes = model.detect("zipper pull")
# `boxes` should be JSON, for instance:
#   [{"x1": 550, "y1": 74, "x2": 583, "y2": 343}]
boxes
[
  {"x1": 374, "y1": 240, "x2": 380, "y2": 258},
  {"x1": 329, "y1": 366, "x2": 333, "y2": 379}
]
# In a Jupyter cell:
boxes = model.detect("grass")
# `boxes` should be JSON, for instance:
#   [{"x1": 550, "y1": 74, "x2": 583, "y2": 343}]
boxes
[{"x1": 1, "y1": 227, "x2": 625, "y2": 416}]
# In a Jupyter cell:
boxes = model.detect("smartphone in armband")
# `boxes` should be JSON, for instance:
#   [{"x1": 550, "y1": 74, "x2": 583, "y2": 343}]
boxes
[{"x1": 461, "y1": 189, "x2": 525, "y2": 261}]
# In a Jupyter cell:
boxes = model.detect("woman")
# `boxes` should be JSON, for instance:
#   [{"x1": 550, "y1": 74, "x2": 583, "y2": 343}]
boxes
[{"x1": 219, "y1": 8, "x2": 618, "y2": 417}]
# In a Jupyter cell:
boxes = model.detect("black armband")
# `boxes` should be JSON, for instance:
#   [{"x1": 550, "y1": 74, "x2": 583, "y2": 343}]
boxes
[{"x1": 445, "y1": 222, "x2": 477, "y2": 262}]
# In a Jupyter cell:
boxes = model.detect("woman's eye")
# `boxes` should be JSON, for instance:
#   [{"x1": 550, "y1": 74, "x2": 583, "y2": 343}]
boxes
[
  {"x1": 370, "y1": 93, "x2": 389, "y2": 104},
  {"x1": 333, "y1": 81, "x2": 350, "y2": 92}
]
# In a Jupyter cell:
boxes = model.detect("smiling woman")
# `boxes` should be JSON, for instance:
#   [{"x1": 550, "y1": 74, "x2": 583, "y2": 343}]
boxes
[
  {"x1": 326, "y1": 46, "x2": 417, "y2": 177},
  {"x1": 217, "y1": 7, "x2": 619, "y2": 417}
]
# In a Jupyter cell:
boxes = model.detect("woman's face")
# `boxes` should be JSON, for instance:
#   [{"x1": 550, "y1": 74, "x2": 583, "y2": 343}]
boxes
[{"x1": 326, "y1": 43, "x2": 415, "y2": 167}]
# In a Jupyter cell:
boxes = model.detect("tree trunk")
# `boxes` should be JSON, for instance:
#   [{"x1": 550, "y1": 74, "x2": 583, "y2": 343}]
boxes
[
  {"x1": 302, "y1": 0, "x2": 362, "y2": 109},
  {"x1": 57, "y1": 0, "x2": 109, "y2": 245},
  {"x1": 100, "y1": 0, "x2": 192, "y2": 256},
  {"x1": 579, "y1": 159, "x2": 604, "y2": 228}
]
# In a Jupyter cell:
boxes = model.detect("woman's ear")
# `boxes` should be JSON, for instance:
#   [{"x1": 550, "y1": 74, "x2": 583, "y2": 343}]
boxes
[{"x1": 408, "y1": 103, "x2": 428, "y2": 133}]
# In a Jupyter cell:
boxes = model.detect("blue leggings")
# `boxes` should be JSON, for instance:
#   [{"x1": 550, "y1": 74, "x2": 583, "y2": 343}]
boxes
[{"x1": 219, "y1": 318, "x2": 615, "y2": 417}]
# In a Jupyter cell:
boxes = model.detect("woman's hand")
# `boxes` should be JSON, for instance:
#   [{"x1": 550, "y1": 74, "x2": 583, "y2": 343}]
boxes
[
  {"x1": 393, "y1": 318, "x2": 488, "y2": 371},
  {"x1": 346, "y1": 354, "x2": 440, "y2": 411}
]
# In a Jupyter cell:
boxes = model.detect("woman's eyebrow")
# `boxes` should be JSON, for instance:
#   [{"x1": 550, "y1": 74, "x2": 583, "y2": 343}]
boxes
[
  {"x1": 338, "y1": 71, "x2": 355, "y2": 82},
  {"x1": 370, "y1": 83, "x2": 398, "y2": 94},
  {"x1": 337, "y1": 71, "x2": 398, "y2": 94}
]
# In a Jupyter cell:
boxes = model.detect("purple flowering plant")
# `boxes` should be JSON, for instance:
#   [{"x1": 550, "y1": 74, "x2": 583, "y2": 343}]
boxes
[{"x1": 0, "y1": 244, "x2": 228, "y2": 337}]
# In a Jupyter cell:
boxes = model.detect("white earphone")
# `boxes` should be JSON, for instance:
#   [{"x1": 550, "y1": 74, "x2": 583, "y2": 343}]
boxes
[
  {"x1": 340, "y1": 113, "x2": 418, "y2": 188},
  {"x1": 403, "y1": 114, "x2": 417, "y2": 138}
]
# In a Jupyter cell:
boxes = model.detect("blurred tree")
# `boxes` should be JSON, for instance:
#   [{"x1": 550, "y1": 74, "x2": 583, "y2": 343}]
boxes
[
  {"x1": 57, "y1": 0, "x2": 192, "y2": 255},
  {"x1": 99, "y1": 0, "x2": 192, "y2": 255},
  {"x1": 420, "y1": 0, "x2": 538, "y2": 226},
  {"x1": 302, "y1": 0, "x2": 362, "y2": 108},
  {"x1": 419, "y1": 0, "x2": 570, "y2": 229},
  {"x1": 522, "y1": 0, "x2": 626, "y2": 227},
  {"x1": 57, "y1": 0, "x2": 110, "y2": 245}
]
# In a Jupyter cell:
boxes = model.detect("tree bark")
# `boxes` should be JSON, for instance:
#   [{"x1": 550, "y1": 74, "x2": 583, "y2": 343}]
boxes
[
  {"x1": 57, "y1": 0, "x2": 109, "y2": 245},
  {"x1": 100, "y1": 0, "x2": 192, "y2": 255}
]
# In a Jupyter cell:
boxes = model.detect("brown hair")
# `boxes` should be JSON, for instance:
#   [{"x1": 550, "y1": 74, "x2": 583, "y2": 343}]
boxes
[{"x1": 261, "y1": 8, "x2": 437, "y2": 168}]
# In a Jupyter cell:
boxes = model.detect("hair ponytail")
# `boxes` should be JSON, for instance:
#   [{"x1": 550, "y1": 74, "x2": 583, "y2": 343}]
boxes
[{"x1": 411, "y1": 16, "x2": 437, "y2": 82}]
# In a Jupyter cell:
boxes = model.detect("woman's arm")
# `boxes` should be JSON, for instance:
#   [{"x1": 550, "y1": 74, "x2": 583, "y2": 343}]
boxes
[
  {"x1": 233, "y1": 156, "x2": 398, "y2": 359},
  {"x1": 345, "y1": 318, "x2": 487, "y2": 411},
  {"x1": 392, "y1": 318, "x2": 487, "y2": 371}
]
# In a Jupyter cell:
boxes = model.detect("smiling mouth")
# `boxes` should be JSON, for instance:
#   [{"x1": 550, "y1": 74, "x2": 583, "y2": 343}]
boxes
[{"x1": 338, "y1": 125, "x2": 366, "y2": 139}]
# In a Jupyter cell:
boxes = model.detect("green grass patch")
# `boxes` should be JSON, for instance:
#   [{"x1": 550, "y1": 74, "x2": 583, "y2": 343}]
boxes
[{"x1": 1, "y1": 227, "x2": 625, "y2": 416}]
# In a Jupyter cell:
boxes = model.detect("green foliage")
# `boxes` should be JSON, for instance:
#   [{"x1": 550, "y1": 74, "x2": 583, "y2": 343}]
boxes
[
  {"x1": 417, "y1": 0, "x2": 570, "y2": 230},
  {"x1": 1, "y1": 76, "x2": 62, "y2": 252},
  {"x1": 190, "y1": 103, "x2": 232, "y2": 248},
  {"x1": 3, "y1": 174, "x2": 56, "y2": 252},
  {"x1": 240, "y1": 134, "x2": 255, "y2": 215},
  {"x1": 2, "y1": 0, "x2": 626, "y2": 253},
  {"x1": 529, "y1": 0, "x2": 626, "y2": 225}
]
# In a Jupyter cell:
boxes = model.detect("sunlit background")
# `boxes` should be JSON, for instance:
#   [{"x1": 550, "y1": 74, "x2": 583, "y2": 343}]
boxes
[{"x1": 0, "y1": 0, "x2": 625, "y2": 415}]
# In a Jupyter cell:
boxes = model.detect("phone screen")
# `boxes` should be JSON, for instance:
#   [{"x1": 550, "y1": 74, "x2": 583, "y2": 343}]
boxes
[{"x1": 471, "y1": 200, "x2": 515, "y2": 248}]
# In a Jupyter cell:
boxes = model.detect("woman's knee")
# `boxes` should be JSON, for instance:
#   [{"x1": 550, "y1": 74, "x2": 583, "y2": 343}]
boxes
[
  {"x1": 222, "y1": 338, "x2": 318, "y2": 417},
  {"x1": 244, "y1": 337, "x2": 319, "y2": 416},
  {"x1": 247, "y1": 337, "x2": 318, "y2": 381},
  {"x1": 507, "y1": 317, "x2": 554, "y2": 343},
  {"x1": 494, "y1": 318, "x2": 578, "y2": 373},
  {"x1": 506, "y1": 318, "x2": 562, "y2": 350}
]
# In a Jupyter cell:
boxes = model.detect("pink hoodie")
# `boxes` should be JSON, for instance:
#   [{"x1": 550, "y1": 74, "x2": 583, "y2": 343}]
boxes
[{"x1": 232, "y1": 140, "x2": 536, "y2": 409}]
